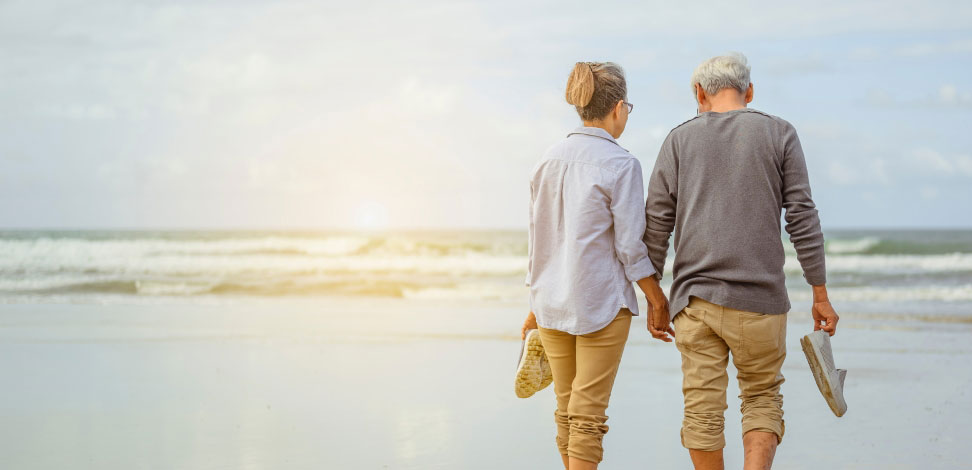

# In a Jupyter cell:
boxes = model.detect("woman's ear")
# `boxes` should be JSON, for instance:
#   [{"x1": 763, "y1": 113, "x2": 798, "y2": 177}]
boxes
[{"x1": 745, "y1": 83, "x2": 754, "y2": 104}]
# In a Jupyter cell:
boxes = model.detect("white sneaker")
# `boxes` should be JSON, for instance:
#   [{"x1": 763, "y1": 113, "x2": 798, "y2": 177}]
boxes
[
  {"x1": 515, "y1": 329, "x2": 553, "y2": 398},
  {"x1": 800, "y1": 330, "x2": 848, "y2": 417}
]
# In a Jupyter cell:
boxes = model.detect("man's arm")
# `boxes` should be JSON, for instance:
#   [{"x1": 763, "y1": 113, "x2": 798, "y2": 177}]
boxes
[
  {"x1": 643, "y1": 135, "x2": 678, "y2": 281},
  {"x1": 780, "y1": 123, "x2": 838, "y2": 335},
  {"x1": 639, "y1": 136, "x2": 679, "y2": 342}
]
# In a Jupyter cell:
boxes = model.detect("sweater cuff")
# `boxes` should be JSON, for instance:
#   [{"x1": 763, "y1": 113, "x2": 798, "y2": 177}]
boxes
[
  {"x1": 804, "y1": 271, "x2": 826, "y2": 286},
  {"x1": 802, "y1": 260, "x2": 827, "y2": 286},
  {"x1": 624, "y1": 257, "x2": 657, "y2": 283}
]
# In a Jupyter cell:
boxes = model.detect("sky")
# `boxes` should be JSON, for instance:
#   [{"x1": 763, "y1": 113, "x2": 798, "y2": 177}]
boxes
[{"x1": 1, "y1": 0, "x2": 971, "y2": 230}]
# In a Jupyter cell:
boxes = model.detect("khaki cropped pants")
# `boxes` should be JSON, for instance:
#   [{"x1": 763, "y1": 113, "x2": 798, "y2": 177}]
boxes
[
  {"x1": 537, "y1": 309, "x2": 632, "y2": 463},
  {"x1": 673, "y1": 297, "x2": 787, "y2": 451}
]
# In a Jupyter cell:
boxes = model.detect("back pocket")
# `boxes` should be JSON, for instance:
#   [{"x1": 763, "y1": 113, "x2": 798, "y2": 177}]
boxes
[
  {"x1": 674, "y1": 307, "x2": 716, "y2": 353},
  {"x1": 738, "y1": 311, "x2": 786, "y2": 357}
]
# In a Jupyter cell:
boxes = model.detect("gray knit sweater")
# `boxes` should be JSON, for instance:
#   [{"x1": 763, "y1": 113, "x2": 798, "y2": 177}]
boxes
[{"x1": 643, "y1": 108, "x2": 826, "y2": 317}]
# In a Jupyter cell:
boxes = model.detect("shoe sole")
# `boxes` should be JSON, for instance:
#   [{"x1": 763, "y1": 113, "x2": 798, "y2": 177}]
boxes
[
  {"x1": 515, "y1": 329, "x2": 546, "y2": 398},
  {"x1": 800, "y1": 332, "x2": 847, "y2": 417}
]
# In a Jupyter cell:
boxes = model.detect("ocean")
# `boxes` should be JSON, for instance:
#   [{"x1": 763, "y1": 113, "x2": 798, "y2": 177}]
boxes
[
  {"x1": 1, "y1": 229, "x2": 970, "y2": 320},
  {"x1": 2, "y1": 229, "x2": 971, "y2": 469}
]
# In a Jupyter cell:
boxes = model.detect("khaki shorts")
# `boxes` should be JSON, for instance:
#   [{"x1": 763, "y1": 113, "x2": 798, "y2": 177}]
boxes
[
  {"x1": 674, "y1": 296, "x2": 787, "y2": 451},
  {"x1": 538, "y1": 309, "x2": 632, "y2": 463}
]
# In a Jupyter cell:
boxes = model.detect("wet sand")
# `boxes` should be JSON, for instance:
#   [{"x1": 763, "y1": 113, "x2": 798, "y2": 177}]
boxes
[{"x1": 1, "y1": 297, "x2": 969, "y2": 469}]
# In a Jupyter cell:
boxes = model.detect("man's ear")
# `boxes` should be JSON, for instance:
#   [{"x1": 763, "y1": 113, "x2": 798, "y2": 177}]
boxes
[
  {"x1": 745, "y1": 83, "x2": 754, "y2": 104},
  {"x1": 695, "y1": 83, "x2": 706, "y2": 106},
  {"x1": 615, "y1": 99, "x2": 624, "y2": 119}
]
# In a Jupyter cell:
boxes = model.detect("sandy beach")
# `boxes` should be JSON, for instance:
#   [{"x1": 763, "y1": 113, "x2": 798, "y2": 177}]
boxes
[{"x1": 1, "y1": 296, "x2": 969, "y2": 469}]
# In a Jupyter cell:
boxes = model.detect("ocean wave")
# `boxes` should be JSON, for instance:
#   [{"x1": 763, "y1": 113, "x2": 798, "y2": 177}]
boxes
[
  {"x1": 0, "y1": 233, "x2": 526, "y2": 259},
  {"x1": 785, "y1": 253, "x2": 972, "y2": 274},
  {"x1": 1, "y1": 277, "x2": 433, "y2": 298},
  {"x1": 788, "y1": 236, "x2": 972, "y2": 256},
  {"x1": 0, "y1": 236, "x2": 375, "y2": 257},
  {"x1": 0, "y1": 253, "x2": 529, "y2": 279},
  {"x1": 5, "y1": 271, "x2": 971, "y2": 307},
  {"x1": 788, "y1": 285, "x2": 972, "y2": 302},
  {"x1": 825, "y1": 237, "x2": 882, "y2": 254}
]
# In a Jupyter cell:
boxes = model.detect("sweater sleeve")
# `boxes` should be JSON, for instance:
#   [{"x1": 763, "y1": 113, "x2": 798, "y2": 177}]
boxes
[
  {"x1": 780, "y1": 122, "x2": 827, "y2": 285},
  {"x1": 643, "y1": 135, "x2": 678, "y2": 280},
  {"x1": 609, "y1": 158, "x2": 657, "y2": 282}
]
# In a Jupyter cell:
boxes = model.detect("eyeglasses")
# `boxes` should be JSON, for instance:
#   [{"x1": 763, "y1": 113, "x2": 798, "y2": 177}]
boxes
[{"x1": 623, "y1": 101, "x2": 634, "y2": 114}]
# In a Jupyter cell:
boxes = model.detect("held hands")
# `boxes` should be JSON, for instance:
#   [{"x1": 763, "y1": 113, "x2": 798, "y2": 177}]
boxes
[
  {"x1": 647, "y1": 298, "x2": 674, "y2": 342},
  {"x1": 521, "y1": 311, "x2": 538, "y2": 340},
  {"x1": 636, "y1": 276, "x2": 674, "y2": 342}
]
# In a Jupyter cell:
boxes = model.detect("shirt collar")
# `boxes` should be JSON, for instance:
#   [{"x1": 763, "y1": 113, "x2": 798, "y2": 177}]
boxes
[{"x1": 567, "y1": 126, "x2": 624, "y2": 149}]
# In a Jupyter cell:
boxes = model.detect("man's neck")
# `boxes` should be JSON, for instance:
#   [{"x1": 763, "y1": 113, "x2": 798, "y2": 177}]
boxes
[{"x1": 705, "y1": 100, "x2": 747, "y2": 113}]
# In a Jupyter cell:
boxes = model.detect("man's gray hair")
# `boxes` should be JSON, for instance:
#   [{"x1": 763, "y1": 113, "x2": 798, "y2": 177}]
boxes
[{"x1": 690, "y1": 53, "x2": 751, "y2": 100}]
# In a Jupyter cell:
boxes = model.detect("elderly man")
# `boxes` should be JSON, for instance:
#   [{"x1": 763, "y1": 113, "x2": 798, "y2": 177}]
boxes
[{"x1": 643, "y1": 53, "x2": 840, "y2": 470}]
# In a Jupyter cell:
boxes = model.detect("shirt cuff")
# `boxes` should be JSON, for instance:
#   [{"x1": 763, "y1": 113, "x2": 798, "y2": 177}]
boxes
[{"x1": 623, "y1": 257, "x2": 657, "y2": 283}]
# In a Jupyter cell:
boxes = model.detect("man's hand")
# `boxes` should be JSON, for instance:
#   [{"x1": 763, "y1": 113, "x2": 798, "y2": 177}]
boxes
[
  {"x1": 636, "y1": 276, "x2": 674, "y2": 342},
  {"x1": 521, "y1": 311, "x2": 538, "y2": 340},
  {"x1": 811, "y1": 285, "x2": 838, "y2": 336},
  {"x1": 647, "y1": 300, "x2": 674, "y2": 342}
]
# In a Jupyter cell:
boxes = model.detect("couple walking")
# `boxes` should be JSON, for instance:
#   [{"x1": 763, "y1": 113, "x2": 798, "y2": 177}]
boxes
[{"x1": 520, "y1": 53, "x2": 840, "y2": 470}]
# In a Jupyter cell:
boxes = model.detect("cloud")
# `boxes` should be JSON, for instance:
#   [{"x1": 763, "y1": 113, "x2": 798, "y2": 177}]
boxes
[
  {"x1": 36, "y1": 103, "x2": 117, "y2": 120},
  {"x1": 910, "y1": 148, "x2": 972, "y2": 176},
  {"x1": 913, "y1": 148, "x2": 955, "y2": 172},
  {"x1": 827, "y1": 161, "x2": 858, "y2": 185},
  {"x1": 937, "y1": 84, "x2": 972, "y2": 106},
  {"x1": 865, "y1": 84, "x2": 972, "y2": 109},
  {"x1": 955, "y1": 155, "x2": 972, "y2": 176},
  {"x1": 895, "y1": 38, "x2": 972, "y2": 57}
]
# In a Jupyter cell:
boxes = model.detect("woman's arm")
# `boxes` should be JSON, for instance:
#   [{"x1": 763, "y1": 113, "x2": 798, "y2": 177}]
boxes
[{"x1": 609, "y1": 158, "x2": 657, "y2": 283}]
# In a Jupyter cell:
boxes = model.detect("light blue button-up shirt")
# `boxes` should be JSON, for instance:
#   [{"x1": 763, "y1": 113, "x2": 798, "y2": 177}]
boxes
[{"x1": 526, "y1": 127, "x2": 656, "y2": 335}]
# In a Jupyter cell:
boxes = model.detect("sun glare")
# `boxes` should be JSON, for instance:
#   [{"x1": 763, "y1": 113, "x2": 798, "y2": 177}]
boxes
[{"x1": 354, "y1": 201, "x2": 390, "y2": 230}]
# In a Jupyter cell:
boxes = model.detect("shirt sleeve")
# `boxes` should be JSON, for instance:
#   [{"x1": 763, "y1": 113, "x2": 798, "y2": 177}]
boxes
[
  {"x1": 781, "y1": 123, "x2": 827, "y2": 285},
  {"x1": 525, "y1": 178, "x2": 534, "y2": 287},
  {"x1": 643, "y1": 135, "x2": 678, "y2": 280},
  {"x1": 610, "y1": 157, "x2": 657, "y2": 282}
]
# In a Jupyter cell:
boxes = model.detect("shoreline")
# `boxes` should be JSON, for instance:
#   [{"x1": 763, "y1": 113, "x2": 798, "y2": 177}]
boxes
[{"x1": 1, "y1": 298, "x2": 970, "y2": 468}]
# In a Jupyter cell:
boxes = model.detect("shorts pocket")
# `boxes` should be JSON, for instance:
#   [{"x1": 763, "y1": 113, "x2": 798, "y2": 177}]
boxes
[
  {"x1": 739, "y1": 312, "x2": 786, "y2": 357},
  {"x1": 674, "y1": 307, "x2": 715, "y2": 353}
]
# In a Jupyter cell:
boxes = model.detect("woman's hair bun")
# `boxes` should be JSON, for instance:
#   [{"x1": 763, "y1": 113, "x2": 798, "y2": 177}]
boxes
[{"x1": 565, "y1": 62, "x2": 595, "y2": 108}]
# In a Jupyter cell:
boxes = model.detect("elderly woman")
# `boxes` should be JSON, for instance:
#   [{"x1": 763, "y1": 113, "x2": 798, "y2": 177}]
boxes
[{"x1": 519, "y1": 62, "x2": 672, "y2": 470}]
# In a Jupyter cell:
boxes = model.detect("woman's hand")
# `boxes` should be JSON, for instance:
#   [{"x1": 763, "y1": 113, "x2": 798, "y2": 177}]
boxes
[{"x1": 521, "y1": 311, "x2": 538, "y2": 339}]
